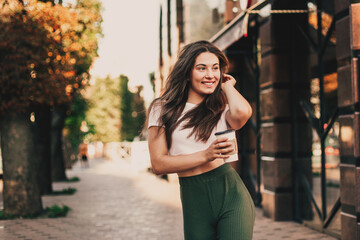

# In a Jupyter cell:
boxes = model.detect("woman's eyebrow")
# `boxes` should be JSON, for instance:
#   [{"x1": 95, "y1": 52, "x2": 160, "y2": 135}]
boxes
[{"x1": 195, "y1": 63, "x2": 219, "y2": 67}]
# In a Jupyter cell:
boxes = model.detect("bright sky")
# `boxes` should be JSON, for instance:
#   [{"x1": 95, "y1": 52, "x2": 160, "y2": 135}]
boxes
[{"x1": 90, "y1": 0, "x2": 159, "y2": 104}]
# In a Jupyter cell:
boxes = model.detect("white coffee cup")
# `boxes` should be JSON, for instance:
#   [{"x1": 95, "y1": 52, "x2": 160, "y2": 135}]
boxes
[{"x1": 215, "y1": 129, "x2": 238, "y2": 163}]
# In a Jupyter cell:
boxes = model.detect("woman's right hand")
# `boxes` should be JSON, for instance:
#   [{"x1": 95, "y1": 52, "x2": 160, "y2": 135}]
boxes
[{"x1": 204, "y1": 137, "x2": 234, "y2": 161}]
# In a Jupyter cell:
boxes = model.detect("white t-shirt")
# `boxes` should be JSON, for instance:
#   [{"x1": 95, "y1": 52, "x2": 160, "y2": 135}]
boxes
[{"x1": 148, "y1": 102, "x2": 230, "y2": 156}]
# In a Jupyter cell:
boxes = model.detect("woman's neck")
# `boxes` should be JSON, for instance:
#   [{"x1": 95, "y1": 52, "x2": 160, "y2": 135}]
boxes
[{"x1": 186, "y1": 95, "x2": 204, "y2": 105}]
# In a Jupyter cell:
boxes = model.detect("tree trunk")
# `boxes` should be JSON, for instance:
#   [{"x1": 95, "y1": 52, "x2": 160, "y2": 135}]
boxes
[
  {"x1": 34, "y1": 105, "x2": 52, "y2": 194},
  {"x1": 0, "y1": 109, "x2": 43, "y2": 216},
  {"x1": 51, "y1": 106, "x2": 67, "y2": 181}
]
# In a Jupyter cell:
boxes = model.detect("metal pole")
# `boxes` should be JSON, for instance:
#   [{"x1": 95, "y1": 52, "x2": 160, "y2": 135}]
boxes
[
  {"x1": 254, "y1": 17, "x2": 262, "y2": 206},
  {"x1": 290, "y1": 14, "x2": 300, "y2": 222},
  {"x1": 317, "y1": 0, "x2": 327, "y2": 221}
]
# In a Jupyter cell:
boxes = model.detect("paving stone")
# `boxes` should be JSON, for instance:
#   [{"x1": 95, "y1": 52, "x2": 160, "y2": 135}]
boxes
[{"x1": 0, "y1": 158, "x2": 337, "y2": 239}]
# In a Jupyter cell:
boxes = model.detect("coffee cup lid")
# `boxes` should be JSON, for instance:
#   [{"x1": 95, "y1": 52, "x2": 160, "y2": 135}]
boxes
[{"x1": 215, "y1": 129, "x2": 235, "y2": 136}]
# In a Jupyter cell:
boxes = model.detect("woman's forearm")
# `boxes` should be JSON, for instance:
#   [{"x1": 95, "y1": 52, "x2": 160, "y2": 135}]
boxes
[
  {"x1": 223, "y1": 84, "x2": 252, "y2": 129},
  {"x1": 148, "y1": 133, "x2": 233, "y2": 175},
  {"x1": 150, "y1": 150, "x2": 208, "y2": 175}
]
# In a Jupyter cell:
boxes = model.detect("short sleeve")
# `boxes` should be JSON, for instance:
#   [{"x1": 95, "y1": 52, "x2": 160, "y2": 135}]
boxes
[
  {"x1": 148, "y1": 103, "x2": 163, "y2": 128},
  {"x1": 220, "y1": 104, "x2": 231, "y2": 129}
]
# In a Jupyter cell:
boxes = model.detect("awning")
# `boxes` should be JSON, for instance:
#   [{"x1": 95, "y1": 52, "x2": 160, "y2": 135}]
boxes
[{"x1": 210, "y1": 0, "x2": 269, "y2": 51}]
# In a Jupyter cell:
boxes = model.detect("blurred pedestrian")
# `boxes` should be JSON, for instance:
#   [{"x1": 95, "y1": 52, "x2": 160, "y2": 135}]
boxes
[
  {"x1": 78, "y1": 140, "x2": 89, "y2": 168},
  {"x1": 146, "y1": 40, "x2": 255, "y2": 239}
]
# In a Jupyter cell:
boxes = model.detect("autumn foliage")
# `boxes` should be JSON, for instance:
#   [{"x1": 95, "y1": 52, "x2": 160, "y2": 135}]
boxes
[{"x1": 0, "y1": 0, "x2": 102, "y2": 113}]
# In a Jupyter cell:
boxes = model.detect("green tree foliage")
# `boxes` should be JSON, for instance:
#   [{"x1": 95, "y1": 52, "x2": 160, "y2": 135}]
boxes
[
  {"x1": 149, "y1": 72, "x2": 155, "y2": 94},
  {"x1": 86, "y1": 75, "x2": 146, "y2": 143},
  {"x1": 119, "y1": 75, "x2": 134, "y2": 141},
  {"x1": 64, "y1": 92, "x2": 93, "y2": 151},
  {"x1": 132, "y1": 86, "x2": 146, "y2": 140},
  {"x1": 119, "y1": 75, "x2": 146, "y2": 141},
  {"x1": 86, "y1": 76, "x2": 121, "y2": 143}
]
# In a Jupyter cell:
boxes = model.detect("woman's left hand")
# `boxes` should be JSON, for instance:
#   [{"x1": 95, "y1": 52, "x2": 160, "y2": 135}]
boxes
[{"x1": 221, "y1": 74, "x2": 236, "y2": 91}]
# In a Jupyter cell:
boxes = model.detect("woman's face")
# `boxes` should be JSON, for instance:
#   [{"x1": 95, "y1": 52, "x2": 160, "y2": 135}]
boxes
[{"x1": 188, "y1": 52, "x2": 221, "y2": 103}]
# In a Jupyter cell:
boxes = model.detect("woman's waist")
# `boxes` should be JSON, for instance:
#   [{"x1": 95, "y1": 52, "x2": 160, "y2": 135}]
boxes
[
  {"x1": 178, "y1": 161, "x2": 234, "y2": 185},
  {"x1": 177, "y1": 159, "x2": 225, "y2": 178}
]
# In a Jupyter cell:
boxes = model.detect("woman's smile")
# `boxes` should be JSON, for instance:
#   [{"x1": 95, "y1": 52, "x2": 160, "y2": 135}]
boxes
[{"x1": 202, "y1": 80, "x2": 216, "y2": 86}]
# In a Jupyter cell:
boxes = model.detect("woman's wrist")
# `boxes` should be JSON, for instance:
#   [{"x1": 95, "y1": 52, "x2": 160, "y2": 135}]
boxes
[
  {"x1": 201, "y1": 149, "x2": 212, "y2": 162},
  {"x1": 222, "y1": 85, "x2": 236, "y2": 101},
  {"x1": 222, "y1": 83, "x2": 235, "y2": 93}
]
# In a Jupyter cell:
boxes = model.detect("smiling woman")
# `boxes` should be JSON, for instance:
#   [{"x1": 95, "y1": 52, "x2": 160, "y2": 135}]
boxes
[{"x1": 146, "y1": 40, "x2": 254, "y2": 239}]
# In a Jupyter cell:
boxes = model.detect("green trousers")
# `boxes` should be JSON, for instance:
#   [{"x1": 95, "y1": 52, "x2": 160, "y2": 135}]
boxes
[{"x1": 179, "y1": 163, "x2": 255, "y2": 240}]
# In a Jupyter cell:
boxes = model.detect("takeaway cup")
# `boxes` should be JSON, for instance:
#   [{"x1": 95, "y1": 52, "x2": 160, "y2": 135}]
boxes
[{"x1": 215, "y1": 129, "x2": 238, "y2": 163}]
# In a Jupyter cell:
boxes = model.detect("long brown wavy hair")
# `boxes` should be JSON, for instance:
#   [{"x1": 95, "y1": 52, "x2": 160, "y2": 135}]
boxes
[{"x1": 147, "y1": 40, "x2": 229, "y2": 149}]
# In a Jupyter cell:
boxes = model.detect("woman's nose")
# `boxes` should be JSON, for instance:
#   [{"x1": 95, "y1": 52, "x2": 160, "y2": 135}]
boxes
[{"x1": 205, "y1": 70, "x2": 214, "y2": 78}]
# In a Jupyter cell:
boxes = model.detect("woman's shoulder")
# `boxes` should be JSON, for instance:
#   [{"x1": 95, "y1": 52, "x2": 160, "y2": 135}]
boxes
[
  {"x1": 148, "y1": 99, "x2": 164, "y2": 128},
  {"x1": 149, "y1": 99, "x2": 164, "y2": 111}
]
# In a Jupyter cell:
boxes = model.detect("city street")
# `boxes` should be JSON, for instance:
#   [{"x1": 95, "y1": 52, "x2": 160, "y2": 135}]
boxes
[{"x1": 0, "y1": 158, "x2": 336, "y2": 240}]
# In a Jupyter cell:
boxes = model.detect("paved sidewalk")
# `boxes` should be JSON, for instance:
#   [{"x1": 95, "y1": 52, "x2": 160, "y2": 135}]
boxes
[{"x1": 0, "y1": 158, "x2": 337, "y2": 240}]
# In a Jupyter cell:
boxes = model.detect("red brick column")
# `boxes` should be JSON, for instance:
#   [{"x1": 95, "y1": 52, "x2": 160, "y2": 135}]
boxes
[
  {"x1": 335, "y1": 1, "x2": 360, "y2": 239},
  {"x1": 259, "y1": 0, "x2": 312, "y2": 220}
]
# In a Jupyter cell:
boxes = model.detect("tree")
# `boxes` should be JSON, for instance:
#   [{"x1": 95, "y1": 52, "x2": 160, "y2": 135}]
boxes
[
  {"x1": 132, "y1": 86, "x2": 146, "y2": 139},
  {"x1": 119, "y1": 75, "x2": 135, "y2": 141},
  {"x1": 0, "y1": 1, "x2": 68, "y2": 216},
  {"x1": 0, "y1": 0, "x2": 102, "y2": 216},
  {"x1": 86, "y1": 75, "x2": 146, "y2": 143},
  {"x1": 34, "y1": 104, "x2": 52, "y2": 194},
  {"x1": 86, "y1": 76, "x2": 121, "y2": 143},
  {"x1": 149, "y1": 72, "x2": 156, "y2": 97},
  {"x1": 50, "y1": 0, "x2": 103, "y2": 181},
  {"x1": 64, "y1": 92, "x2": 92, "y2": 155},
  {"x1": 119, "y1": 75, "x2": 146, "y2": 141}
]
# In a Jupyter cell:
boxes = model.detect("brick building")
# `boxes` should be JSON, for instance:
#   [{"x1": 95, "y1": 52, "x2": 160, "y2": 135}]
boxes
[{"x1": 155, "y1": 0, "x2": 360, "y2": 239}]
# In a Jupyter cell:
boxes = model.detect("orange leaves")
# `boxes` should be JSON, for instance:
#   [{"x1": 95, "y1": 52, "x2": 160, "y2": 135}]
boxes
[
  {"x1": 0, "y1": 0, "x2": 102, "y2": 113},
  {"x1": 64, "y1": 71, "x2": 75, "y2": 78},
  {"x1": 69, "y1": 58, "x2": 76, "y2": 65},
  {"x1": 53, "y1": 35, "x2": 61, "y2": 42},
  {"x1": 65, "y1": 85, "x2": 73, "y2": 96}
]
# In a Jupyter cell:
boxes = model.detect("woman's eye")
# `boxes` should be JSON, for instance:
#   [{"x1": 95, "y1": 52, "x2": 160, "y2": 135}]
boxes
[
  {"x1": 198, "y1": 67, "x2": 205, "y2": 71},
  {"x1": 213, "y1": 67, "x2": 219, "y2": 71}
]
